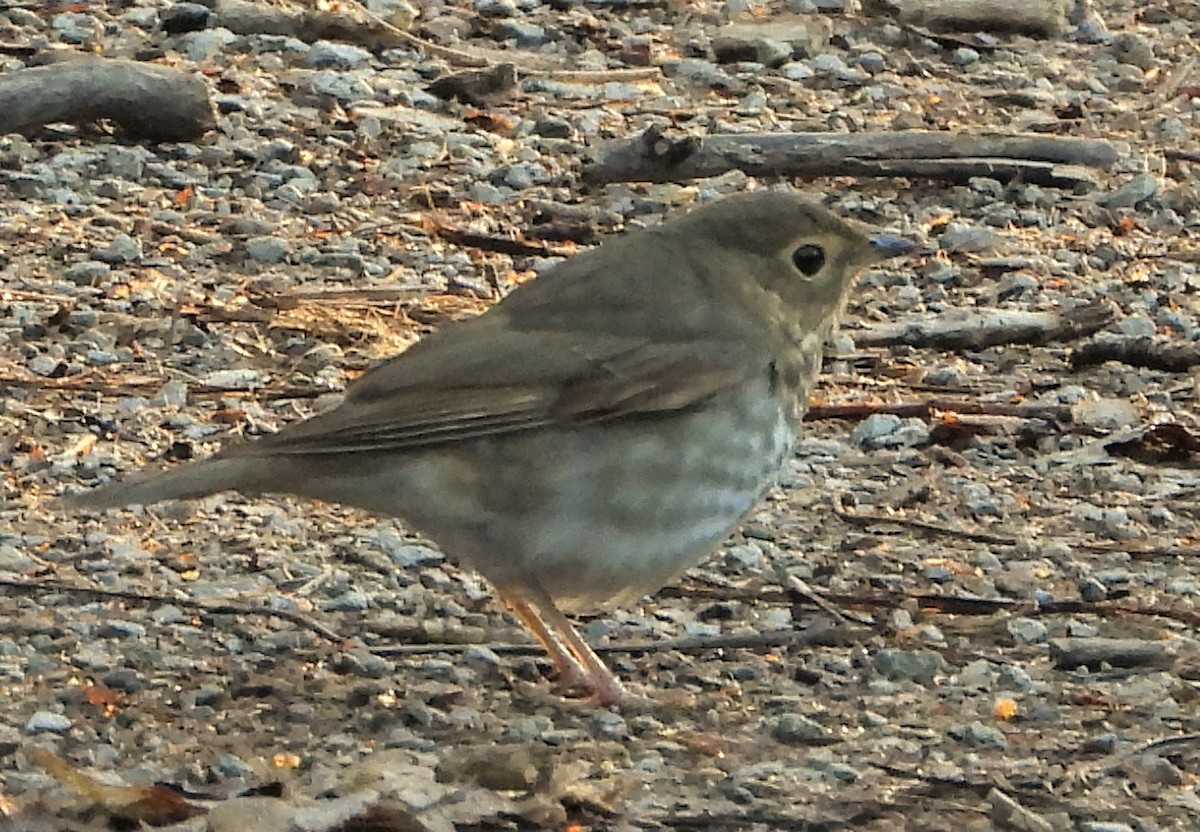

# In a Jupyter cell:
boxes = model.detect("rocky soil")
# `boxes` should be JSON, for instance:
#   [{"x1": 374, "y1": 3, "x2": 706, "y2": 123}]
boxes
[{"x1": 4, "y1": 0, "x2": 1200, "y2": 829}]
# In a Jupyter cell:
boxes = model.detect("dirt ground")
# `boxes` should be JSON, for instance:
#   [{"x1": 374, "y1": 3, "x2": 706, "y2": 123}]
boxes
[{"x1": 4, "y1": 0, "x2": 1200, "y2": 829}]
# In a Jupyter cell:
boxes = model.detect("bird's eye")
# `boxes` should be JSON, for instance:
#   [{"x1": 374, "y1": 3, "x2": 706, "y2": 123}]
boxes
[{"x1": 791, "y1": 244, "x2": 825, "y2": 276}]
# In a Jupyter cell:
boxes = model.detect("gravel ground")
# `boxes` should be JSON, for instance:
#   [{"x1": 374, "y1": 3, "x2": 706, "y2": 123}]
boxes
[{"x1": 5, "y1": 0, "x2": 1200, "y2": 829}]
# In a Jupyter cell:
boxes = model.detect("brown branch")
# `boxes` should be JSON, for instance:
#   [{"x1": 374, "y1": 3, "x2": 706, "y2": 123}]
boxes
[
  {"x1": 805, "y1": 398, "x2": 1073, "y2": 423},
  {"x1": 1072, "y1": 334, "x2": 1200, "y2": 372},
  {"x1": 853, "y1": 301, "x2": 1117, "y2": 350},
  {"x1": 432, "y1": 225, "x2": 576, "y2": 258},
  {"x1": 583, "y1": 126, "x2": 1119, "y2": 186}
]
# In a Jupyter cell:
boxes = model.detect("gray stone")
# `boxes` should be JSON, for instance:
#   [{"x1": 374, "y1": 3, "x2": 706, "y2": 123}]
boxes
[
  {"x1": 873, "y1": 648, "x2": 945, "y2": 685},
  {"x1": 310, "y1": 71, "x2": 374, "y2": 103},
  {"x1": 177, "y1": 28, "x2": 237, "y2": 62},
  {"x1": 322, "y1": 590, "x2": 370, "y2": 612},
  {"x1": 590, "y1": 711, "x2": 628, "y2": 739},
  {"x1": 663, "y1": 59, "x2": 736, "y2": 89},
  {"x1": 467, "y1": 182, "x2": 506, "y2": 204},
  {"x1": 476, "y1": 0, "x2": 517, "y2": 16},
  {"x1": 217, "y1": 753, "x2": 255, "y2": 777},
  {"x1": 102, "y1": 668, "x2": 145, "y2": 693},
  {"x1": 858, "y1": 51, "x2": 885, "y2": 72},
  {"x1": 939, "y1": 223, "x2": 1002, "y2": 253},
  {"x1": 63, "y1": 261, "x2": 111, "y2": 286},
  {"x1": 52, "y1": 12, "x2": 100, "y2": 44},
  {"x1": 1096, "y1": 174, "x2": 1158, "y2": 208},
  {"x1": 997, "y1": 664, "x2": 1033, "y2": 692},
  {"x1": 202, "y1": 368, "x2": 262, "y2": 389},
  {"x1": 952, "y1": 47, "x2": 980, "y2": 66},
  {"x1": 306, "y1": 40, "x2": 373, "y2": 69},
  {"x1": 1008, "y1": 617, "x2": 1049, "y2": 644},
  {"x1": 363, "y1": 0, "x2": 417, "y2": 28},
  {"x1": 1112, "y1": 32, "x2": 1155, "y2": 69},
  {"x1": 949, "y1": 720, "x2": 1007, "y2": 749},
  {"x1": 160, "y1": 2, "x2": 211, "y2": 34},
  {"x1": 92, "y1": 234, "x2": 142, "y2": 264},
  {"x1": 245, "y1": 236, "x2": 290, "y2": 264},
  {"x1": 98, "y1": 620, "x2": 147, "y2": 639},
  {"x1": 990, "y1": 789, "x2": 1052, "y2": 832},
  {"x1": 28, "y1": 354, "x2": 64, "y2": 377},
  {"x1": 533, "y1": 117, "x2": 572, "y2": 138},
  {"x1": 494, "y1": 20, "x2": 547, "y2": 46},
  {"x1": 851, "y1": 413, "x2": 901, "y2": 446},
  {"x1": 26, "y1": 711, "x2": 72, "y2": 734},
  {"x1": 769, "y1": 713, "x2": 830, "y2": 745},
  {"x1": 780, "y1": 62, "x2": 815, "y2": 81}
]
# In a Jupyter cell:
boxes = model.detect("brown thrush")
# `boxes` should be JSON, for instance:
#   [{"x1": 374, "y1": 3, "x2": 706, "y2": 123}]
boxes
[{"x1": 66, "y1": 191, "x2": 905, "y2": 705}]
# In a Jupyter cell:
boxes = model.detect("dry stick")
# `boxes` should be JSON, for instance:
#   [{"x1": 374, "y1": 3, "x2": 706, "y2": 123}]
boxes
[
  {"x1": 583, "y1": 127, "x2": 1121, "y2": 186},
  {"x1": 0, "y1": 59, "x2": 215, "y2": 140},
  {"x1": 833, "y1": 498, "x2": 1020, "y2": 546},
  {"x1": 1, "y1": 372, "x2": 336, "y2": 401},
  {"x1": 833, "y1": 498, "x2": 1200, "y2": 563},
  {"x1": 853, "y1": 301, "x2": 1117, "y2": 350},
  {"x1": 805, "y1": 398, "x2": 1073, "y2": 423},
  {"x1": 371, "y1": 625, "x2": 855, "y2": 658},
  {"x1": 541, "y1": 67, "x2": 662, "y2": 82},
  {"x1": 433, "y1": 226, "x2": 575, "y2": 258},
  {"x1": 1072, "y1": 334, "x2": 1200, "y2": 372},
  {"x1": 0, "y1": 578, "x2": 347, "y2": 643}
]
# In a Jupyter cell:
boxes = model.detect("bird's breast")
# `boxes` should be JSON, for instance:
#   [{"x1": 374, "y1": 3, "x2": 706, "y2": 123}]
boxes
[{"x1": 507, "y1": 377, "x2": 799, "y2": 609}]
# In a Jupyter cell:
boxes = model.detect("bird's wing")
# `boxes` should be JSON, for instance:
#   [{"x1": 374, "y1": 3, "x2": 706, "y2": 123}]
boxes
[{"x1": 226, "y1": 319, "x2": 754, "y2": 457}]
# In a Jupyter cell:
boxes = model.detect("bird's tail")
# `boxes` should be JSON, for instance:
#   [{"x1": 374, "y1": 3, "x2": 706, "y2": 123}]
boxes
[{"x1": 60, "y1": 456, "x2": 264, "y2": 511}]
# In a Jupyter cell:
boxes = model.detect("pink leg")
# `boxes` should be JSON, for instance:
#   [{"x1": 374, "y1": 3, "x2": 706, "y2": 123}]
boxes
[{"x1": 497, "y1": 584, "x2": 629, "y2": 706}]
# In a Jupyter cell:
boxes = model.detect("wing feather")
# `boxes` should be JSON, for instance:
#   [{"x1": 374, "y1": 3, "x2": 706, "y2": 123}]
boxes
[
  {"x1": 220, "y1": 229, "x2": 764, "y2": 458},
  {"x1": 224, "y1": 328, "x2": 753, "y2": 458}
]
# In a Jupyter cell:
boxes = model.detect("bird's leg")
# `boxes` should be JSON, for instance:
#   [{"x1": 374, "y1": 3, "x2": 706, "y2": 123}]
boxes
[
  {"x1": 497, "y1": 584, "x2": 629, "y2": 706},
  {"x1": 497, "y1": 587, "x2": 593, "y2": 693}
]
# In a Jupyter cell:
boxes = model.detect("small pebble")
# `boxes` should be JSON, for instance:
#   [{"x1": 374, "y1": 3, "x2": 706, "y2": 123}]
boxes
[{"x1": 26, "y1": 712, "x2": 72, "y2": 734}]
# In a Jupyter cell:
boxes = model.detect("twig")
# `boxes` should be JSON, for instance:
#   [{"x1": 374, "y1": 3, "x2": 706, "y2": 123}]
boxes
[
  {"x1": 1072, "y1": 334, "x2": 1200, "y2": 372},
  {"x1": 371, "y1": 623, "x2": 856, "y2": 658},
  {"x1": 780, "y1": 573, "x2": 874, "y2": 626},
  {"x1": 854, "y1": 301, "x2": 1117, "y2": 350},
  {"x1": 541, "y1": 67, "x2": 661, "y2": 82},
  {"x1": 832, "y1": 496, "x2": 1200, "y2": 563},
  {"x1": 805, "y1": 398, "x2": 1072, "y2": 423},
  {"x1": 0, "y1": 578, "x2": 347, "y2": 643},
  {"x1": 832, "y1": 494, "x2": 1020, "y2": 546}
]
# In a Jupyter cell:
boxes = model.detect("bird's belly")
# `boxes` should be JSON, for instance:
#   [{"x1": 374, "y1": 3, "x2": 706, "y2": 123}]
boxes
[
  {"x1": 315, "y1": 386, "x2": 798, "y2": 612},
  {"x1": 528, "y1": 405, "x2": 796, "y2": 607},
  {"x1": 522, "y1": 397, "x2": 794, "y2": 610}
]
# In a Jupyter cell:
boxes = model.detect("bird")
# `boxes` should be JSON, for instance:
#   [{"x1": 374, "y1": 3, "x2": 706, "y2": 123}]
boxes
[{"x1": 65, "y1": 190, "x2": 907, "y2": 706}]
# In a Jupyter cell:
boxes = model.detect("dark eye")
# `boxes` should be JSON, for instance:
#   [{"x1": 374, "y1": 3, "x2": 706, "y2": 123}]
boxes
[{"x1": 791, "y1": 244, "x2": 825, "y2": 276}]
